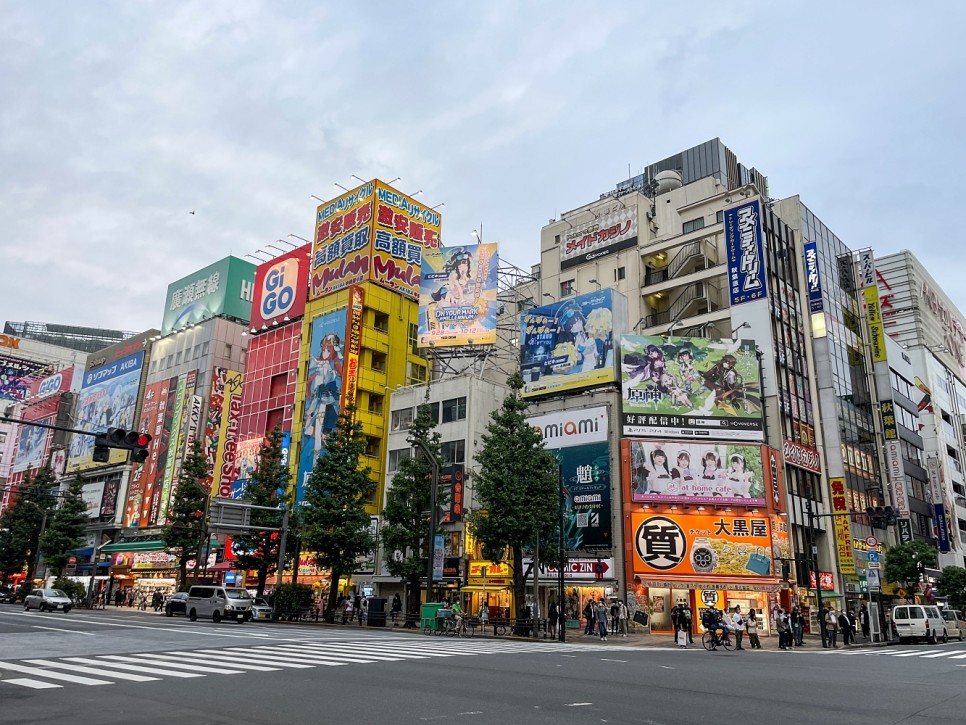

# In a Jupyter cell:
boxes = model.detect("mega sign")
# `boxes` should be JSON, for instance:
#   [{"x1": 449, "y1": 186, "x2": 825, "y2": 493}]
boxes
[
  {"x1": 250, "y1": 246, "x2": 310, "y2": 329},
  {"x1": 724, "y1": 199, "x2": 768, "y2": 306},
  {"x1": 560, "y1": 205, "x2": 638, "y2": 270}
]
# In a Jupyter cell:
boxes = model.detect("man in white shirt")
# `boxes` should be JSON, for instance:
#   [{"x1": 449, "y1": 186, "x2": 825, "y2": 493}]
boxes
[{"x1": 731, "y1": 606, "x2": 745, "y2": 650}]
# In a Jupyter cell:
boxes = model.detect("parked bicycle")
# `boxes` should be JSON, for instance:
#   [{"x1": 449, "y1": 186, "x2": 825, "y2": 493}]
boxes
[
  {"x1": 441, "y1": 615, "x2": 477, "y2": 638},
  {"x1": 701, "y1": 627, "x2": 735, "y2": 652}
]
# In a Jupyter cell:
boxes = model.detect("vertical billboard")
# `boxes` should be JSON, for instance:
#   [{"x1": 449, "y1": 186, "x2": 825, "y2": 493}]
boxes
[
  {"x1": 926, "y1": 456, "x2": 951, "y2": 553},
  {"x1": 623, "y1": 440, "x2": 767, "y2": 506},
  {"x1": 620, "y1": 335, "x2": 763, "y2": 441},
  {"x1": 297, "y1": 309, "x2": 349, "y2": 500},
  {"x1": 342, "y1": 286, "x2": 364, "y2": 412},
  {"x1": 250, "y1": 245, "x2": 311, "y2": 329},
  {"x1": 520, "y1": 289, "x2": 625, "y2": 398},
  {"x1": 529, "y1": 406, "x2": 612, "y2": 551},
  {"x1": 69, "y1": 351, "x2": 145, "y2": 470},
  {"x1": 724, "y1": 199, "x2": 768, "y2": 306},
  {"x1": 161, "y1": 256, "x2": 256, "y2": 336},
  {"x1": 560, "y1": 205, "x2": 638, "y2": 270},
  {"x1": 419, "y1": 243, "x2": 499, "y2": 347},
  {"x1": 127, "y1": 380, "x2": 165, "y2": 526},
  {"x1": 803, "y1": 241, "x2": 823, "y2": 314},
  {"x1": 830, "y1": 477, "x2": 855, "y2": 575},
  {"x1": 212, "y1": 369, "x2": 244, "y2": 499},
  {"x1": 372, "y1": 179, "x2": 440, "y2": 299},
  {"x1": 310, "y1": 182, "x2": 376, "y2": 299}
]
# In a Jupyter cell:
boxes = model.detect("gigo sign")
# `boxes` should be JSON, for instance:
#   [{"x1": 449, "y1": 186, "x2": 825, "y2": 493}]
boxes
[
  {"x1": 251, "y1": 247, "x2": 309, "y2": 329},
  {"x1": 260, "y1": 258, "x2": 299, "y2": 321}
]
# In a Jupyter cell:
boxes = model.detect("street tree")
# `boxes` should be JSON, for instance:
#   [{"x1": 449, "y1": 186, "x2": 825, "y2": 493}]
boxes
[
  {"x1": 231, "y1": 426, "x2": 289, "y2": 597},
  {"x1": 163, "y1": 438, "x2": 210, "y2": 589},
  {"x1": 381, "y1": 400, "x2": 441, "y2": 622},
  {"x1": 469, "y1": 373, "x2": 558, "y2": 622},
  {"x1": 302, "y1": 406, "x2": 375, "y2": 622},
  {"x1": 0, "y1": 470, "x2": 58, "y2": 588},
  {"x1": 40, "y1": 474, "x2": 89, "y2": 575},
  {"x1": 883, "y1": 540, "x2": 939, "y2": 589},
  {"x1": 937, "y1": 565, "x2": 966, "y2": 613}
]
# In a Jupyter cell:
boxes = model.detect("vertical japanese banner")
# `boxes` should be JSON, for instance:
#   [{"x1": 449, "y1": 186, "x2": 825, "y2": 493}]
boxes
[
  {"x1": 145, "y1": 377, "x2": 178, "y2": 526},
  {"x1": 156, "y1": 373, "x2": 187, "y2": 523},
  {"x1": 829, "y1": 477, "x2": 855, "y2": 575},
  {"x1": 127, "y1": 381, "x2": 165, "y2": 527},
  {"x1": 438, "y1": 464, "x2": 465, "y2": 524},
  {"x1": 204, "y1": 368, "x2": 228, "y2": 492},
  {"x1": 213, "y1": 370, "x2": 244, "y2": 499},
  {"x1": 342, "y1": 286, "x2": 365, "y2": 413}
]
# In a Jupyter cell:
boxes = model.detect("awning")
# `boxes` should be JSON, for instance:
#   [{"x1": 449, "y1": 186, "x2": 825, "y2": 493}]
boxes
[
  {"x1": 639, "y1": 577, "x2": 784, "y2": 593},
  {"x1": 208, "y1": 562, "x2": 233, "y2": 572},
  {"x1": 804, "y1": 589, "x2": 845, "y2": 598},
  {"x1": 99, "y1": 540, "x2": 167, "y2": 554},
  {"x1": 70, "y1": 547, "x2": 94, "y2": 557}
]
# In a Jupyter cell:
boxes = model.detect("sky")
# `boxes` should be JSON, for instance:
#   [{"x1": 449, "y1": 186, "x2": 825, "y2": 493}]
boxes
[{"x1": 3, "y1": 1, "x2": 965, "y2": 333}]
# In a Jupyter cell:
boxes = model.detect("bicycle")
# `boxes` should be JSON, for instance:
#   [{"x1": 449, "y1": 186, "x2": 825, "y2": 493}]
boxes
[{"x1": 701, "y1": 627, "x2": 735, "y2": 651}]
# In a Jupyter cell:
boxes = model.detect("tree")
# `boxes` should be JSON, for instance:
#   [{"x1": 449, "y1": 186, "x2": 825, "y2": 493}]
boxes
[
  {"x1": 937, "y1": 566, "x2": 966, "y2": 613},
  {"x1": 40, "y1": 474, "x2": 89, "y2": 576},
  {"x1": 883, "y1": 540, "x2": 939, "y2": 589},
  {"x1": 381, "y1": 401, "x2": 441, "y2": 622},
  {"x1": 469, "y1": 373, "x2": 558, "y2": 621},
  {"x1": 0, "y1": 470, "x2": 57, "y2": 588},
  {"x1": 162, "y1": 438, "x2": 210, "y2": 589},
  {"x1": 302, "y1": 406, "x2": 375, "y2": 622},
  {"x1": 231, "y1": 426, "x2": 289, "y2": 597}
]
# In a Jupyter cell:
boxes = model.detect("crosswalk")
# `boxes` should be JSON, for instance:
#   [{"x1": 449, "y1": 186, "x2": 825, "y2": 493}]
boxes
[
  {"x1": 0, "y1": 637, "x2": 611, "y2": 691},
  {"x1": 823, "y1": 646, "x2": 966, "y2": 664}
]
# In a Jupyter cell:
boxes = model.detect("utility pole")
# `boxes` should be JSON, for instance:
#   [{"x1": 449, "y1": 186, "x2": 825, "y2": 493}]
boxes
[
  {"x1": 415, "y1": 439, "x2": 439, "y2": 605},
  {"x1": 558, "y1": 461, "x2": 566, "y2": 643}
]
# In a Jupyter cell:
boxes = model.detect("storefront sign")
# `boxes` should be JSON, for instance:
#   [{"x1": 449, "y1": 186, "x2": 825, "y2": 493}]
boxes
[
  {"x1": 342, "y1": 285, "x2": 365, "y2": 410},
  {"x1": 897, "y1": 517, "x2": 914, "y2": 544},
  {"x1": 864, "y1": 286, "x2": 887, "y2": 363},
  {"x1": 468, "y1": 561, "x2": 510, "y2": 578},
  {"x1": 132, "y1": 552, "x2": 177, "y2": 570},
  {"x1": 782, "y1": 439, "x2": 821, "y2": 474},
  {"x1": 524, "y1": 558, "x2": 614, "y2": 580},
  {"x1": 809, "y1": 571, "x2": 835, "y2": 591},
  {"x1": 0, "y1": 333, "x2": 22, "y2": 349},
  {"x1": 641, "y1": 579, "x2": 782, "y2": 593},
  {"x1": 432, "y1": 535, "x2": 444, "y2": 582},
  {"x1": 560, "y1": 205, "x2": 638, "y2": 270},
  {"x1": 830, "y1": 477, "x2": 855, "y2": 575},
  {"x1": 724, "y1": 199, "x2": 768, "y2": 306},
  {"x1": 528, "y1": 406, "x2": 608, "y2": 448}
]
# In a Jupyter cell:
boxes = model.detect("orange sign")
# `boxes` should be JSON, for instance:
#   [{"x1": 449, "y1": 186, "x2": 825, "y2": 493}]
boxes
[
  {"x1": 631, "y1": 512, "x2": 773, "y2": 578},
  {"x1": 0, "y1": 334, "x2": 21, "y2": 349},
  {"x1": 468, "y1": 561, "x2": 510, "y2": 578}
]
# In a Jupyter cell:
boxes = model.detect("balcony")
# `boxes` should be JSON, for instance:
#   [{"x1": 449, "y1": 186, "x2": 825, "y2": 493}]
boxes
[
  {"x1": 644, "y1": 281, "x2": 723, "y2": 328},
  {"x1": 642, "y1": 237, "x2": 719, "y2": 288}
]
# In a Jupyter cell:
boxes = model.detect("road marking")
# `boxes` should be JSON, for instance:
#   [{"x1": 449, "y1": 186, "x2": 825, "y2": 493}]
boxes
[
  {"x1": 0, "y1": 662, "x2": 111, "y2": 685},
  {"x1": 263, "y1": 645, "x2": 405, "y2": 662},
  {"x1": 660, "y1": 665, "x2": 675, "y2": 670},
  {"x1": 564, "y1": 702, "x2": 593, "y2": 707},
  {"x1": 891, "y1": 650, "x2": 929, "y2": 657},
  {"x1": 23, "y1": 659, "x2": 158, "y2": 682},
  {"x1": 191, "y1": 649, "x2": 315, "y2": 668},
  {"x1": 76, "y1": 656, "x2": 214, "y2": 676},
  {"x1": 560, "y1": 654, "x2": 577, "y2": 658},
  {"x1": 2, "y1": 678, "x2": 62, "y2": 689},
  {"x1": 600, "y1": 658, "x2": 628, "y2": 663},
  {"x1": 920, "y1": 651, "x2": 961, "y2": 658},
  {"x1": 138, "y1": 652, "x2": 281, "y2": 672},
  {"x1": 949, "y1": 653, "x2": 966, "y2": 659},
  {"x1": 31, "y1": 625, "x2": 96, "y2": 635}
]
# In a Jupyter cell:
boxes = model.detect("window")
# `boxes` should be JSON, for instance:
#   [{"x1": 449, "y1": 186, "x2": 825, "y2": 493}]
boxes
[
  {"x1": 368, "y1": 393, "x2": 384, "y2": 415},
  {"x1": 166, "y1": 355, "x2": 174, "y2": 369},
  {"x1": 560, "y1": 280, "x2": 575, "y2": 297},
  {"x1": 387, "y1": 448, "x2": 412, "y2": 473},
  {"x1": 269, "y1": 373, "x2": 287, "y2": 398},
  {"x1": 716, "y1": 210, "x2": 724, "y2": 224},
  {"x1": 365, "y1": 436, "x2": 381, "y2": 457},
  {"x1": 408, "y1": 323, "x2": 419, "y2": 355},
  {"x1": 225, "y1": 343, "x2": 233, "y2": 357},
  {"x1": 265, "y1": 408, "x2": 284, "y2": 434},
  {"x1": 0, "y1": 432, "x2": 7, "y2": 445},
  {"x1": 425, "y1": 401, "x2": 440, "y2": 424},
  {"x1": 441, "y1": 439, "x2": 465, "y2": 466},
  {"x1": 442, "y1": 397, "x2": 467, "y2": 423},
  {"x1": 407, "y1": 361, "x2": 426, "y2": 384},
  {"x1": 373, "y1": 312, "x2": 389, "y2": 333},
  {"x1": 683, "y1": 217, "x2": 706, "y2": 234},
  {"x1": 201, "y1": 341, "x2": 210, "y2": 357},
  {"x1": 615, "y1": 267, "x2": 626, "y2": 281},
  {"x1": 554, "y1": 234, "x2": 560, "y2": 246},
  {"x1": 391, "y1": 408, "x2": 415, "y2": 431},
  {"x1": 370, "y1": 350, "x2": 387, "y2": 373},
  {"x1": 175, "y1": 351, "x2": 183, "y2": 365}
]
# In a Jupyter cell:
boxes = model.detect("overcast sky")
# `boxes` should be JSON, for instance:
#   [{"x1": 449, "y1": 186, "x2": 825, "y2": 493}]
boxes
[{"x1": 3, "y1": 1, "x2": 965, "y2": 333}]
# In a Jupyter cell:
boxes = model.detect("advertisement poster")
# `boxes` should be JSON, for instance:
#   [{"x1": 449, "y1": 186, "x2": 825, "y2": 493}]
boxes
[
  {"x1": 555, "y1": 441, "x2": 612, "y2": 551},
  {"x1": 250, "y1": 245, "x2": 310, "y2": 329},
  {"x1": 560, "y1": 205, "x2": 638, "y2": 270},
  {"x1": 0, "y1": 354, "x2": 53, "y2": 401},
  {"x1": 830, "y1": 477, "x2": 856, "y2": 575},
  {"x1": 418, "y1": 243, "x2": 499, "y2": 347},
  {"x1": 229, "y1": 437, "x2": 263, "y2": 499},
  {"x1": 297, "y1": 309, "x2": 349, "y2": 500},
  {"x1": 68, "y1": 351, "x2": 144, "y2": 470},
  {"x1": 204, "y1": 368, "x2": 228, "y2": 492},
  {"x1": 126, "y1": 380, "x2": 166, "y2": 527},
  {"x1": 371, "y1": 179, "x2": 440, "y2": 299},
  {"x1": 624, "y1": 440, "x2": 767, "y2": 506},
  {"x1": 724, "y1": 199, "x2": 768, "y2": 306},
  {"x1": 631, "y1": 512, "x2": 774, "y2": 578},
  {"x1": 803, "y1": 241, "x2": 823, "y2": 314},
  {"x1": 310, "y1": 182, "x2": 376, "y2": 299},
  {"x1": 212, "y1": 369, "x2": 243, "y2": 499},
  {"x1": 13, "y1": 417, "x2": 51, "y2": 472},
  {"x1": 520, "y1": 289, "x2": 624, "y2": 398},
  {"x1": 438, "y1": 464, "x2": 465, "y2": 524},
  {"x1": 342, "y1": 286, "x2": 364, "y2": 412},
  {"x1": 146, "y1": 376, "x2": 179, "y2": 526},
  {"x1": 161, "y1": 256, "x2": 255, "y2": 336},
  {"x1": 620, "y1": 335, "x2": 764, "y2": 441},
  {"x1": 81, "y1": 481, "x2": 106, "y2": 518}
]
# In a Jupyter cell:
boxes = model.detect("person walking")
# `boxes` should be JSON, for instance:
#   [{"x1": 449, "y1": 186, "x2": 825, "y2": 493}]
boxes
[
  {"x1": 776, "y1": 608, "x2": 789, "y2": 649},
  {"x1": 617, "y1": 599, "x2": 628, "y2": 638},
  {"x1": 549, "y1": 600, "x2": 559, "y2": 639},
  {"x1": 789, "y1": 607, "x2": 803, "y2": 646},
  {"x1": 746, "y1": 608, "x2": 762, "y2": 649},
  {"x1": 825, "y1": 606, "x2": 839, "y2": 648},
  {"x1": 596, "y1": 599, "x2": 609, "y2": 642},
  {"x1": 680, "y1": 602, "x2": 694, "y2": 644},
  {"x1": 846, "y1": 609, "x2": 858, "y2": 645},
  {"x1": 838, "y1": 609, "x2": 852, "y2": 645},
  {"x1": 390, "y1": 593, "x2": 402, "y2": 625},
  {"x1": 583, "y1": 599, "x2": 596, "y2": 636},
  {"x1": 860, "y1": 604, "x2": 871, "y2": 641},
  {"x1": 731, "y1": 606, "x2": 745, "y2": 650}
]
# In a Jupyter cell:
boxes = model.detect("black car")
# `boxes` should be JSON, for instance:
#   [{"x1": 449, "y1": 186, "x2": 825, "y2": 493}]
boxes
[
  {"x1": 0, "y1": 587, "x2": 17, "y2": 604},
  {"x1": 164, "y1": 592, "x2": 189, "y2": 617}
]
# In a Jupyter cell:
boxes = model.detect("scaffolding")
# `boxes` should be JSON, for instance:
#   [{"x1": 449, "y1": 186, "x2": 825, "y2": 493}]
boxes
[{"x1": 3, "y1": 321, "x2": 138, "y2": 354}]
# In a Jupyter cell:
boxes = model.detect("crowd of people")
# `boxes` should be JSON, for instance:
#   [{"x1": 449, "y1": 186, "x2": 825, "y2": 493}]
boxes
[{"x1": 581, "y1": 597, "x2": 629, "y2": 641}]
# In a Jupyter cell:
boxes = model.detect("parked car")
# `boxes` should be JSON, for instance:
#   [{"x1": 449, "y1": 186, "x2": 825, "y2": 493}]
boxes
[
  {"x1": 892, "y1": 604, "x2": 947, "y2": 644},
  {"x1": 24, "y1": 588, "x2": 73, "y2": 613},
  {"x1": 941, "y1": 609, "x2": 965, "y2": 641},
  {"x1": 0, "y1": 586, "x2": 17, "y2": 604},
  {"x1": 164, "y1": 592, "x2": 189, "y2": 617},
  {"x1": 250, "y1": 597, "x2": 273, "y2": 621},
  {"x1": 185, "y1": 585, "x2": 252, "y2": 623}
]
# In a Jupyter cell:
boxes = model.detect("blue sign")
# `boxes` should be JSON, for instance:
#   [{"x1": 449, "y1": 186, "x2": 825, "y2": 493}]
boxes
[
  {"x1": 935, "y1": 503, "x2": 951, "y2": 552},
  {"x1": 803, "y1": 241, "x2": 823, "y2": 313},
  {"x1": 224, "y1": 572, "x2": 237, "y2": 584},
  {"x1": 69, "y1": 351, "x2": 145, "y2": 464},
  {"x1": 724, "y1": 199, "x2": 768, "y2": 306}
]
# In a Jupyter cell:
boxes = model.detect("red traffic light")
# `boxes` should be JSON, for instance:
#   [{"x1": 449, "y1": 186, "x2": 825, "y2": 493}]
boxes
[{"x1": 136, "y1": 433, "x2": 152, "y2": 448}]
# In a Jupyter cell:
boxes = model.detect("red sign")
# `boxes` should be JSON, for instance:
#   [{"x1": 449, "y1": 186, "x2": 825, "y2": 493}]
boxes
[
  {"x1": 250, "y1": 245, "x2": 310, "y2": 329},
  {"x1": 809, "y1": 571, "x2": 835, "y2": 591},
  {"x1": 782, "y1": 439, "x2": 822, "y2": 474}
]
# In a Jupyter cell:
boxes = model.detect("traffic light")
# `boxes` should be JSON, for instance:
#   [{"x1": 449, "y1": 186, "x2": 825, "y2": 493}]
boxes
[
  {"x1": 92, "y1": 434, "x2": 111, "y2": 463},
  {"x1": 94, "y1": 427, "x2": 152, "y2": 463},
  {"x1": 865, "y1": 505, "x2": 898, "y2": 529}
]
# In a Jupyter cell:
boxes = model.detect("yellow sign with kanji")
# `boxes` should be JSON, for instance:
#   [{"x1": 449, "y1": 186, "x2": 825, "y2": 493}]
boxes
[{"x1": 830, "y1": 477, "x2": 855, "y2": 575}]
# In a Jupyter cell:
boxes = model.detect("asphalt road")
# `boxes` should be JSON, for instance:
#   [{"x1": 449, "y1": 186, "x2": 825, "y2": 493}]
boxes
[{"x1": 1, "y1": 606, "x2": 965, "y2": 725}]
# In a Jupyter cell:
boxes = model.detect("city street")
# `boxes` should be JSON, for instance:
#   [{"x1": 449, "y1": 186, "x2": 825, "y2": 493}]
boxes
[{"x1": 1, "y1": 608, "x2": 965, "y2": 724}]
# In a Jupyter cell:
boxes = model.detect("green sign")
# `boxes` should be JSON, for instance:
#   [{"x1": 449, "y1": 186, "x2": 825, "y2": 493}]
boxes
[
  {"x1": 161, "y1": 257, "x2": 256, "y2": 335},
  {"x1": 897, "y1": 517, "x2": 914, "y2": 544}
]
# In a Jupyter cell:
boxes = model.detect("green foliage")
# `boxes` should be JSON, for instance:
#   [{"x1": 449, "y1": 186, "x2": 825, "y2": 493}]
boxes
[
  {"x1": 937, "y1": 566, "x2": 966, "y2": 613},
  {"x1": 51, "y1": 576, "x2": 87, "y2": 602},
  {"x1": 883, "y1": 540, "x2": 939, "y2": 587},
  {"x1": 272, "y1": 583, "x2": 314, "y2": 616},
  {"x1": 468, "y1": 373, "x2": 558, "y2": 618},
  {"x1": 301, "y1": 406, "x2": 376, "y2": 620},
  {"x1": 162, "y1": 438, "x2": 210, "y2": 588},
  {"x1": 381, "y1": 401, "x2": 440, "y2": 612},
  {"x1": 0, "y1": 470, "x2": 57, "y2": 583},
  {"x1": 231, "y1": 427, "x2": 289, "y2": 597},
  {"x1": 40, "y1": 475, "x2": 89, "y2": 576}
]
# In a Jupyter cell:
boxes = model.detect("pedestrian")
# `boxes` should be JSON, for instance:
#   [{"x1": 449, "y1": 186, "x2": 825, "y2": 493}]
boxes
[
  {"x1": 820, "y1": 603, "x2": 832, "y2": 648},
  {"x1": 341, "y1": 596, "x2": 352, "y2": 624},
  {"x1": 838, "y1": 609, "x2": 852, "y2": 645},
  {"x1": 610, "y1": 600, "x2": 619, "y2": 634},
  {"x1": 846, "y1": 609, "x2": 858, "y2": 645},
  {"x1": 617, "y1": 599, "x2": 628, "y2": 638},
  {"x1": 680, "y1": 602, "x2": 693, "y2": 643},
  {"x1": 776, "y1": 608, "x2": 789, "y2": 649},
  {"x1": 390, "y1": 593, "x2": 402, "y2": 625},
  {"x1": 860, "y1": 604, "x2": 871, "y2": 640},
  {"x1": 596, "y1": 599, "x2": 609, "y2": 642},
  {"x1": 548, "y1": 600, "x2": 559, "y2": 639},
  {"x1": 670, "y1": 602, "x2": 681, "y2": 636},
  {"x1": 583, "y1": 599, "x2": 596, "y2": 636},
  {"x1": 730, "y1": 606, "x2": 744, "y2": 650},
  {"x1": 825, "y1": 607, "x2": 839, "y2": 648},
  {"x1": 152, "y1": 590, "x2": 163, "y2": 612},
  {"x1": 358, "y1": 596, "x2": 368, "y2": 625},
  {"x1": 746, "y1": 608, "x2": 762, "y2": 649},
  {"x1": 479, "y1": 600, "x2": 489, "y2": 627},
  {"x1": 114, "y1": 589, "x2": 123, "y2": 607}
]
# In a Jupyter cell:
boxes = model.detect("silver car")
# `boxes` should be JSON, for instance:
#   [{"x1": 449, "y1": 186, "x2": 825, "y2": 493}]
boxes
[
  {"x1": 24, "y1": 588, "x2": 73, "y2": 613},
  {"x1": 250, "y1": 597, "x2": 273, "y2": 621}
]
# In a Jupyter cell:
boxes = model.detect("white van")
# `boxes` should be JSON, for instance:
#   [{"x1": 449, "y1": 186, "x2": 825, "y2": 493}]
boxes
[
  {"x1": 892, "y1": 604, "x2": 947, "y2": 644},
  {"x1": 186, "y1": 585, "x2": 253, "y2": 624}
]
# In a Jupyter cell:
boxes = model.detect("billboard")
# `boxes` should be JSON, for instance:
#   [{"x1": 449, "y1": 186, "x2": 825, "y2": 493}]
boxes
[
  {"x1": 803, "y1": 241, "x2": 823, "y2": 314},
  {"x1": 68, "y1": 351, "x2": 144, "y2": 470},
  {"x1": 372, "y1": 179, "x2": 440, "y2": 299},
  {"x1": 724, "y1": 199, "x2": 768, "y2": 306},
  {"x1": 310, "y1": 182, "x2": 376, "y2": 299},
  {"x1": 250, "y1": 245, "x2": 311, "y2": 329},
  {"x1": 161, "y1": 256, "x2": 256, "y2": 336},
  {"x1": 556, "y1": 441, "x2": 612, "y2": 551},
  {"x1": 830, "y1": 477, "x2": 855, "y2": 575},
  {"x1": 419, "y1": 243, "x2": 499, "y2": 348},
  {"x1": 13, "y1": 417, "x2": 51, "y2": 472},
  {"x1": 213, "y1": 369, "x2": 244, "y2": 499},
  {"x1": 520, "y1": 289, "x2": 625, "y2": 398},
  {"x1": 560, "y1": 205, "x2": 638, "y2": 270},
  {"x1": 0, "y1": 354, "x2": 53, "y2": 401},
  {"x1": 631, "y1": 511, "x2": 774, "y2": 578},
  {"x1": 342, "y1": 286, "x2": 364, "y2": 411},
  {"x1": 126, "y1": 380, "x2": 165, "y2": 526},
  {"x1": 81, "y1": 481, "x2": 106, "y2": 518},
  {"x1": 229, "y1": 437, "x2": 264, "y2": 499},
  {"x1": 620, "y1": 335, "x2": 763, "y2": 441},
  {"x1": 297, "y1": 308, "x2": 349, "y2": 500},
  {"x1": 528, "y1": 406, "x2": 608, "y2": 449},
  {"x1": 624, "y1": 440, "x2": 767, "y2": 507}
]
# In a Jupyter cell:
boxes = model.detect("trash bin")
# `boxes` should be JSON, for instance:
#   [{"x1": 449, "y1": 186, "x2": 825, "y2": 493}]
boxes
[
  {"x1": 421, "y1": 602, "x2": 444, "y2": 631},
  {"x1": 367, "y1": 597, "x2": 387, "y2": 627}
]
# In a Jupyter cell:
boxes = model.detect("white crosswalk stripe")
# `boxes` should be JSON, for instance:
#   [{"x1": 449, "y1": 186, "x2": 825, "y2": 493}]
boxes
[
  {"x1": 824, "y1": 646, "x2": 966, "y2": 662},
  {"x1": 0, "y1": 635, "x2": 616, "y2": 691}
]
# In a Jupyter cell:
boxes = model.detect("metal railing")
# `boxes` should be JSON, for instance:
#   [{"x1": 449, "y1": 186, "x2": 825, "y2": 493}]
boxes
[{"x1": 644, "y1": 281, "x2": 720, "y2": 328}]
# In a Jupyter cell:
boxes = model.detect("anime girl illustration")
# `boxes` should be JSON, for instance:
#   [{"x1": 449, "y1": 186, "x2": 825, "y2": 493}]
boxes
[
  {"x1": 727, "y1": 454, "x2": 754, "y2": 497},
  {"x1": 304, "y1": 332, "x2": 343, "y2": 457},
  {"x1": 555, "y1": 303, "x2": 599, "y2": 373},
  {"x1": 430, "y1": 247, "x2": 473, "y2": 307},
  {"x1": 624, "y1": 344, "x2": 666, "y2": 387}
]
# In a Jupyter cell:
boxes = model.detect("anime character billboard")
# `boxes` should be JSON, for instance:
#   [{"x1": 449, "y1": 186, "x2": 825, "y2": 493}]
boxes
[
  {"x1": 620, "y1": 335, "x2": 763, "y2": 441},
  {"x1": 520, "y1": 289, "x2": 626, "y2": 398},
  {"x1": 418, "y1": 243, "x2": 499, "y2": 347},
  {"x1": 296, "y1": 309, "x2": 347, "y2": 500}
]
